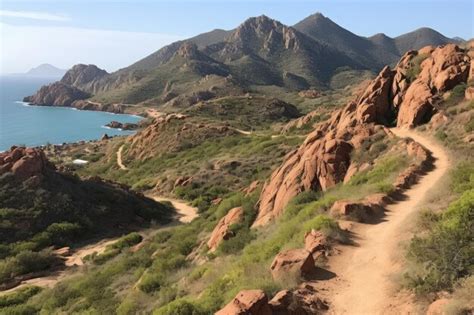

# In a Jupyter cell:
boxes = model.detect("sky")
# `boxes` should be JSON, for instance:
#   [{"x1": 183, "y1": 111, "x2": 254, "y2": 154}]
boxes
[{"x1": 1, "y1": 0, "x2": 473, "y2": 74}]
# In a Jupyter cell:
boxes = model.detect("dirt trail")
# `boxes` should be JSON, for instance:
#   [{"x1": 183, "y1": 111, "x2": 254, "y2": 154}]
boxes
[
  {"x1": 323, "y1": 128, "x2": 450, "y2": 314},
  {"x1": 116, "y1": 145, "x2": 128, "y2": 170},
  {"x1": 148, "y1": 195, "x2": 199, "y2": 223},
  {"x1": 1, "y1": 194, "x2": 198, "y2": 295}
]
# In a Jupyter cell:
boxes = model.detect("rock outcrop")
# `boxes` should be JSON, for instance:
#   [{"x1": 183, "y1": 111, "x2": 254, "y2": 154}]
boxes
[
  {"x1": 330, "y1": 198, "x2": 385, "y2": 222},
  {"x1": 254, "y1": 66, "x2": 394, "y2": 226},
  {"x1": 60, "y1": 64, "x2": 108, "y2": 93},
  {"x1": 216, "y1": 285, "x2": 328, "y2": 315},
  {"x1": 270, "y1": 248, "x2": 316, "y2": 280},
  {"x1": 216, "y1": 290, "x2": 272, "y2": 315},
  {"x1": 23, "y1": 64, "x2": 112, "y2": 110},
  {"x1": 126, "y1": 114, "x2": 236, "y2": 160},
  {"x1": 304, "y1": 230, "x2": 328, "y2": 255},
  {"x1": 207, "y1": 206, "x2": 244, "y2": 252},
  {"x1": 254, "y1": 44, "x2": 470, "y2": 227},
  {"x1": 23, "y1": 82, "x2": 90, "y2": 107},
  {"x1": 396, "y1": 44, "x2": 470, "y2": 127},
  {"x1": 71, "y1": 100, "x2": 126, "y2": 113},
  {"x1": 0, "y1": 147, "x2": 53, "y2": 180},
  {"x1": 269, "y1": 283, "x2": 328, "y2": 314},
  {"x1": 105, "y1": 121, "x2": 139, "y2": 130}
]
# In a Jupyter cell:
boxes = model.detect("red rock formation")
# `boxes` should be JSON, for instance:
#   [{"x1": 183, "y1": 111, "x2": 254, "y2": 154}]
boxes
[
  {"x1": 207, "y1": 207, "x2": 244, "y2": 252},
  {"x1": 330, "y1": 199, "x2": 384, "y2": 222},
  {"x1": 396, "y1": 44, "x2": 470, "y2": 127},
  {"x1": 304, "y1": 230, "x2": 328, "y2": 254},
  {"x1": 269, "y1": 283, "x2": 328, "y2": 314},
  {"x1": 254, "y1": 67, "x2": 394, "y2": 226},
  {"x1": 466, "y1": 86, "x2": 474, "y2": 100},
  {"x1": 255, "y1": 44, "x2": 469, "y2": 227},
  {"x1": 0, "y1": 147, "x2": 52, "y2": 180},
  {"x1": 216, "y1": 290, "x2": 272, "y2": 315},
  {"x1": 243, "y1": 180, "x2": 260, "y2": 196},
  {"x1": 270, "y1": 248, "x2": 315, "y2": 280}
]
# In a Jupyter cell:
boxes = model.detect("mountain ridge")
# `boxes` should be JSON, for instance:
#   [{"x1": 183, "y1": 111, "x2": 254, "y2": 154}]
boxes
[{"x1": 24, "y1": 13, "x2": 460, "y2": 110}]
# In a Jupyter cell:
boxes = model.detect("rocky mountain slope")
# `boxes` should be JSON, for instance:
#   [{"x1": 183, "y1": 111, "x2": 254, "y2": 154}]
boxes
[
  {"x1": 255, "y1": 44, "x2": 470, "y2": 226},
  {"x1": 294, "y1": 13, "x2": 458, "y2": 69},
  {"x1": 24, "y1": 13, "x2": 459, "y2": 111}
]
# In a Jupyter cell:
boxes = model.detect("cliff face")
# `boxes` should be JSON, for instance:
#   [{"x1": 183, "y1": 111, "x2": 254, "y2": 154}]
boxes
[
  {"x1": 254, "y1": 44, "x2": 471, "y2": 227},
  {"x1": 254, "y1": 67, "x2": 394, "y2": 226},
  {"x1": 23, "y1": 64, "x2": 109, "y2": 109},
  {"x1": 60, "y1": 64, "x2": 109, "y2": 94},
  {"x1": 23, "y1": 82, "x2": 90, "y2": 107}
]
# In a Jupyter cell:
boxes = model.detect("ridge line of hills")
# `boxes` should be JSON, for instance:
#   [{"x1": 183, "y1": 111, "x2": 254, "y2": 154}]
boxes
[{"x1": 23, "y1": 13, "x2": 461, "y2": 111}]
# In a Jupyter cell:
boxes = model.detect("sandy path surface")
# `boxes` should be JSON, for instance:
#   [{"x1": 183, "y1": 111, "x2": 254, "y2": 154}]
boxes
[
  {"x1": 1, "y1": 194, "x2": 198, "y2": 294},
  {"x1": 322, "y1": 128, "x2": 450, "y2": 314},
  {"x1": 148, "y1": 195, "x2": 199, "y2": 223},
  {"x1": 145, "y1": 108, "x2": 165, "y2": 118},
  {"x1": 116, "y1": 145, "x2": 128, "y2": 170}
]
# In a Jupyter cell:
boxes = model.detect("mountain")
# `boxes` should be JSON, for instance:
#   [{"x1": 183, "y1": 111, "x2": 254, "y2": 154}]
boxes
[
  {"x1": 393, "y1": 27, "x2": 459, "y2": 54},
  {"x1": 24, "y1": 64, "x2": 67, "y2": 77},
  {"x1": 24, "y1": 13, "x2": 460, "y2": 111},
  {"x1": 293, "y1": 13, "x2": 457, "y2": 68}
]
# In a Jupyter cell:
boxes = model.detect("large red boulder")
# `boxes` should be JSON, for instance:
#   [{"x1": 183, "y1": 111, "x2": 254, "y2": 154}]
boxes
[
  {"x1": 254, "y1": 67, "x2": 393, "y2": 227},
  {"x1": 215, "y1": 290, "x2": 272, "y2": 315},
  {"x1": 0, "y1": 147, "x2": 51, "y2": 180},
  {"x1": 269, "y1": 283, "x2": 328, "y2": 314},
  {"x1": 304, "y1": 230, "x2": 328, "y2": 255},
  {"x1": 270, "y1": 249, "x2": 315, "y2": 280},
  {"x1": 207, "y1": 207, "x2": 244, "y2": 252},
  {"x1": 397, "y1": 45, "x2": 470, "y2": 127}
]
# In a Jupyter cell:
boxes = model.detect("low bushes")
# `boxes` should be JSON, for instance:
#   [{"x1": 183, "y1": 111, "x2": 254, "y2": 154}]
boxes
[
  {"x1": 405, "y1": 162, "x2": 474, "y2": 294},
  {"x1": 0, "y1": 286, "x2": 42, "y2": 308},
  {"x1": 405, "y1": 189, "x2": 474, "y2": 293},
  {"x1": 0, "y1": 250, "x2": 60, "y2": 284}
]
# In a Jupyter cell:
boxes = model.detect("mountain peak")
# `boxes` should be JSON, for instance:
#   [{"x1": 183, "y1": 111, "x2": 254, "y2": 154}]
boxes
[
  {"x1": 25, "y1": 64, "x2": 66, "y2": 77},
  {"x1": 238, "y1": 14, "x2": 283, "y2": 31}
]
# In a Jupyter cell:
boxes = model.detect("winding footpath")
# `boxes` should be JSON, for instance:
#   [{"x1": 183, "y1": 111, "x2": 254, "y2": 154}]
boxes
[
  {"x1": 116, "y1": 145, "x2": 128, "y2": 170},
  {"x1": 1, "y1": 152, "x2": 198, "y2": 295},
  {"x1": 323, "y1": 128, "x2": 450, "y2": 314}
]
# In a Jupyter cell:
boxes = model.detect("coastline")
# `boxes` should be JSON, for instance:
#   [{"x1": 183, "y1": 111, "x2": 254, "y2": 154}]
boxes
[{"x1": 0, "y1": 101, "x2": 142, "y2": 152}]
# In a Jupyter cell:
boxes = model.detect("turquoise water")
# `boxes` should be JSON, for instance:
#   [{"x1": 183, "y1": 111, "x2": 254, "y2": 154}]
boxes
[{"x1": 0, "y1": 76, "x2": 141, "y2": 151}]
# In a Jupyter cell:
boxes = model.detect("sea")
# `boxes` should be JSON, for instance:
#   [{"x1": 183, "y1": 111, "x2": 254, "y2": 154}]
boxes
[{"x1": 0, "y1": 75, "x2": 141, "y2": 151}]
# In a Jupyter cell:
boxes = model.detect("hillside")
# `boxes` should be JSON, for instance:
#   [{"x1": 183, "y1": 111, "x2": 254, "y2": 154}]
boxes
[
  {"x1": 23, "y1": 13, "x2": 458, "y2": 112},
  {"x1": 5, "y1": 43, "x2": 472, "y2": 314},
  {"x1": 0, "y1": 146, "x2": 173, "y2": 289}
]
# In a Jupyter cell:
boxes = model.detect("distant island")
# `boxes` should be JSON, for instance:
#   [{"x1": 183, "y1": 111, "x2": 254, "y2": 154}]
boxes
[{"x1": 16, "y1": 63, "x2": 67, "y2": 77}]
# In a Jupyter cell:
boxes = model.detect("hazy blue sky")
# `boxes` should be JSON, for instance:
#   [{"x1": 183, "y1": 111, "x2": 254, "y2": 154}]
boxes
[{"x1": 1, "y1": 0, "x2": 472, "y2": 74}]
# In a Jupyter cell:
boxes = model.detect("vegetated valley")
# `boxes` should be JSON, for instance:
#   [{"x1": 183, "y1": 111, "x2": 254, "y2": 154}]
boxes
[{"x1": 1, "y1": 13, "x2": 473, "y2": 315}]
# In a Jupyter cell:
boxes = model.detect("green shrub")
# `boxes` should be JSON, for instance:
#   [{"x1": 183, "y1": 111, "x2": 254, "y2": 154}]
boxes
[
  {"x1": 138, "y1": 272, "x2": 164, "y2": 293},
  {"x1": 405, "y1": 189, "x2": 474, "y2": 293},
  {"x1": 153, "y1": 299, "x2": 205, "y2": 315},
  {"x1": 90, "y1": 248, "x2": 121, "y2": 265},
  {"x1": 110, "y1": 232, "x2": 143, "y2": 250},
  {"x1": 0, "y1": 250, "x2": 59, "y2": 284},
  {"x1": 0, "y1": 286, "x2": 42, "y2": 307},
  {"x1": 435, "y1": 130, "x2": 448, "y2": 142},
  {"x1": 465, "y1": 115, "x2": 474, "y2": 133},
  {"x1": 349, "y1": 156, "x2": 406, "y2": 186},
  {"x1": 451, "y1": 162, "x2": 474, "y2": 193},
  {"x1": 406, "y1": 53, "x2": 429, "y2": 83}
]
